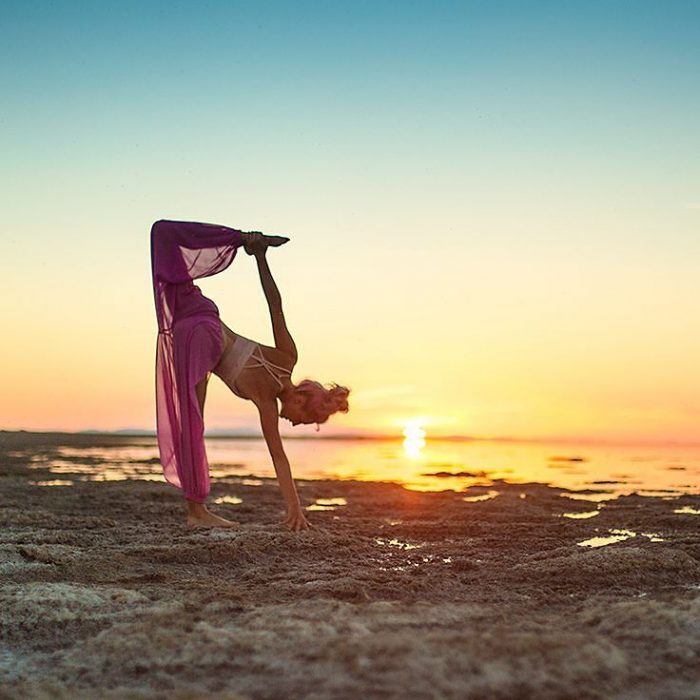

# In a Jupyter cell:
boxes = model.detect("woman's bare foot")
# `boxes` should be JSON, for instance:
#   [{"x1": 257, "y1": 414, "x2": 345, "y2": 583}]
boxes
[
  {"x1": 186, "y1": 501, "x2": 239, "y2": 529},
  {"x1": 243, "y1": 231, "x2": 290, "y2": 256}
]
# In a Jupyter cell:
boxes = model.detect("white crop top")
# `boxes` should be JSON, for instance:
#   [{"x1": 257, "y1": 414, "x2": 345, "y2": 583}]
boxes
[{"x1": 213, "y1": 332, "x2": 291, "y2": 396}]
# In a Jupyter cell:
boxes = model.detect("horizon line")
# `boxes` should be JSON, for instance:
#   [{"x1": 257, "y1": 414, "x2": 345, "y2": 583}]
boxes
[{"x1": 1, "y1": 428, "x2": 699, "y2": 449}]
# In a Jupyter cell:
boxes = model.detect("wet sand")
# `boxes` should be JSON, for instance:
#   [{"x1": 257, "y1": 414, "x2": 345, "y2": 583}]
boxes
[{"x1": 1, "y1": 432, "x2": 699, "y2": 699}]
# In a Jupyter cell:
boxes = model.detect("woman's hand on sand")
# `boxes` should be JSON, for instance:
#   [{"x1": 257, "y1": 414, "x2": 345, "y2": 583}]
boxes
[{"x1": 281, "y1": 504, "x2": 312, "y2": 532}]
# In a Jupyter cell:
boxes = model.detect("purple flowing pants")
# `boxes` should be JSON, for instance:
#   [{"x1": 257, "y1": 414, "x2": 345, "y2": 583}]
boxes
[{"x1": 150, "y1": 220, "x2": 245, "y2": 502}]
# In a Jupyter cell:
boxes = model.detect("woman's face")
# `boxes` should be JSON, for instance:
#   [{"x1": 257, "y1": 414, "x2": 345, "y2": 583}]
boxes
[{"x1": 280, "y1": 391, "x2": 307, "y2": 426}]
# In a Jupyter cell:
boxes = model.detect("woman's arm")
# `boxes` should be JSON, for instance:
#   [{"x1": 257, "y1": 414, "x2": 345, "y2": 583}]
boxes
[
  {"x1": 254, "y1": 251, "x2": 298, "y2": 360},
  {"x1": 256, "y1": 399, "x2": 310, "y2": 531}
]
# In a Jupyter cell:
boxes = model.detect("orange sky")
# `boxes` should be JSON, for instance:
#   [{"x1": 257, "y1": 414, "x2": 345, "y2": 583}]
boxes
[{"x1": 3, "y1": 231, "x2": 699, "y2": 443}]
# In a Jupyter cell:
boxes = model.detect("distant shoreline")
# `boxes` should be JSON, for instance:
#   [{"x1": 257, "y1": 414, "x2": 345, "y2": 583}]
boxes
[{"x1": 1, "y1": 429, "x2": 699, "y2": 448}]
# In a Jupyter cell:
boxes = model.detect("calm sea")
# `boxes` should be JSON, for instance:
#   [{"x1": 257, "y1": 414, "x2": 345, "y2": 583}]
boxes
[{"x1": 29, "y1": 436, "x2": 700, "y2": 500}]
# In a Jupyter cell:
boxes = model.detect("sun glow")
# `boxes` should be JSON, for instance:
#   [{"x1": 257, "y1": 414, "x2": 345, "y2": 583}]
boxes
[{"x1": 402, "y1": 419, "x2": 427, "y2": 459}]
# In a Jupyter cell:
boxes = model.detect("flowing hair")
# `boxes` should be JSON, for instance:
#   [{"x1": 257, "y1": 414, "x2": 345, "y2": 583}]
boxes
[{"x1": 295, "y1": 379, "x2": 350, "y2": 432}]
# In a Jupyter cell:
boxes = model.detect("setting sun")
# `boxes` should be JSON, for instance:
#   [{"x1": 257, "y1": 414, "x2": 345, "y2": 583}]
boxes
[
  {"x1": 401, "y1": 419, "x2": 427, "y2": 459},
  {"x1": 402, "y1": 419, "x2": 427, "y2": 442}
]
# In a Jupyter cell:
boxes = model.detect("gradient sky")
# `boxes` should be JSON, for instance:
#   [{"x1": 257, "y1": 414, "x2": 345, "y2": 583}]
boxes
[{"x1": 2, "y1": 1, "x2": 699, "y2": 441}]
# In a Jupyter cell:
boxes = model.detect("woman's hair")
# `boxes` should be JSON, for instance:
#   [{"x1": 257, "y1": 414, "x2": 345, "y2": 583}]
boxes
[{"x1": 295, "y1": 379, "x2": 350, "y2": 431}]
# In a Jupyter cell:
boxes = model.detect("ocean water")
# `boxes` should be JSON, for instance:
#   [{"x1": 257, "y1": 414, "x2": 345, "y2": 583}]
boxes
[{"x1": 26, "y1": 436, "x2": 700, "y2": 499}]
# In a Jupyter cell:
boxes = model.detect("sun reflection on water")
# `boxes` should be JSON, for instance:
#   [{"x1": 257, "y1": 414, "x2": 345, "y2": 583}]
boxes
[{"x1": 402, "y1": 420, "x2": 427, "y2": 459}]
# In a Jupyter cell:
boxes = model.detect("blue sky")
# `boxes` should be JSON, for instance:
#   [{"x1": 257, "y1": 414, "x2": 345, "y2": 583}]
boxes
[{"x1": 3, "y1": 1, "x2": 698, "y2": 248}]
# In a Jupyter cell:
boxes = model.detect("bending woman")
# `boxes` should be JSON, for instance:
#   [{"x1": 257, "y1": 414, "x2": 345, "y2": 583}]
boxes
[{"x1": 150, "y1": 219, "x2": 350, "y2": 531}]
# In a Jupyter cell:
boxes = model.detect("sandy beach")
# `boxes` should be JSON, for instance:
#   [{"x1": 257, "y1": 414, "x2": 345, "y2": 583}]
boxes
[{"x1": 1, "y1": 431, "x2": 699, "y2": 699}]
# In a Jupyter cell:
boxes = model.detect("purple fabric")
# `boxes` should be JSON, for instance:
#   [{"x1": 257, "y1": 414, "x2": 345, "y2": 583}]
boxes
[{"x1": 150, "y1": 219, "x2": 244, "y2": 502}]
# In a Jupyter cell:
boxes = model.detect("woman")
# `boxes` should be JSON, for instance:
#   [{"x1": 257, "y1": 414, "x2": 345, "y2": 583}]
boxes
[{"x1": 150, "y1": 219, "x2": 350, "y2": 531}]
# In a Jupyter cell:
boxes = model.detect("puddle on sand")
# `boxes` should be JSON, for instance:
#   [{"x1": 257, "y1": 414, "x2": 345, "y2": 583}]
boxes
[
  {"x1": 562, "y1": 510, "x2": 600, "y2": 519},
  {"x1": 562, "y1": 492, "x2": 617, "y2": 503},
  {"x1": 30, "y1": 480, "x2": 74, "y2": 487},
  {"x1": 637, "y1": 489, "x2": 681, "y2": 498},
  {"x1": 38, "y1": 460, "x2": 162, "y2": 482},
  {"x1": 578, "y1": 529, "x2": 666, "y2": 548},
  {"x1": 375, "y1": 538, "x2": 423, "y2": 550},
  {"x1": 462, "y1": 490, "x2": 499, "y2": 503},
  {"x1": 240, "y1": 478, "x2": 264, "y2": 486},
  {"x1": 76, "y1": 472, "x2": 163, "y2": 482},
  {"x1": 378, "y1": 551, "x2": 452, "y2": 570},
  {"x1": 209, "y1": 464, "x2": 246, "y2": 478},
  {"x1": 674, "y1": 506, "x2": 700, "y2": 515},
  {"x1": 213, "y1": 495, "x2": 243, "y2": 505},
  {"x1": 306, "y1": 497, "x2": 347, "y2": 511}
]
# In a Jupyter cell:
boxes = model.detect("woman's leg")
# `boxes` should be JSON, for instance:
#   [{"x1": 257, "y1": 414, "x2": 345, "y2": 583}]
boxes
[
  {"x1": 183, "y1": 330, "x2": 238, "y2": 528},
  {"x1": 195, "y1": 373, "x2": 209, "y2": 415},
  {"x1": 185, "y1": 372, "x2": 240, "y2": 529}
]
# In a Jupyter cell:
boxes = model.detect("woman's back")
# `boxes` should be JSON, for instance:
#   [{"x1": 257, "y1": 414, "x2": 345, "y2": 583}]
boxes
[{"x1": 213, "y1": 323, "x2": 293, "y2": 398}]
